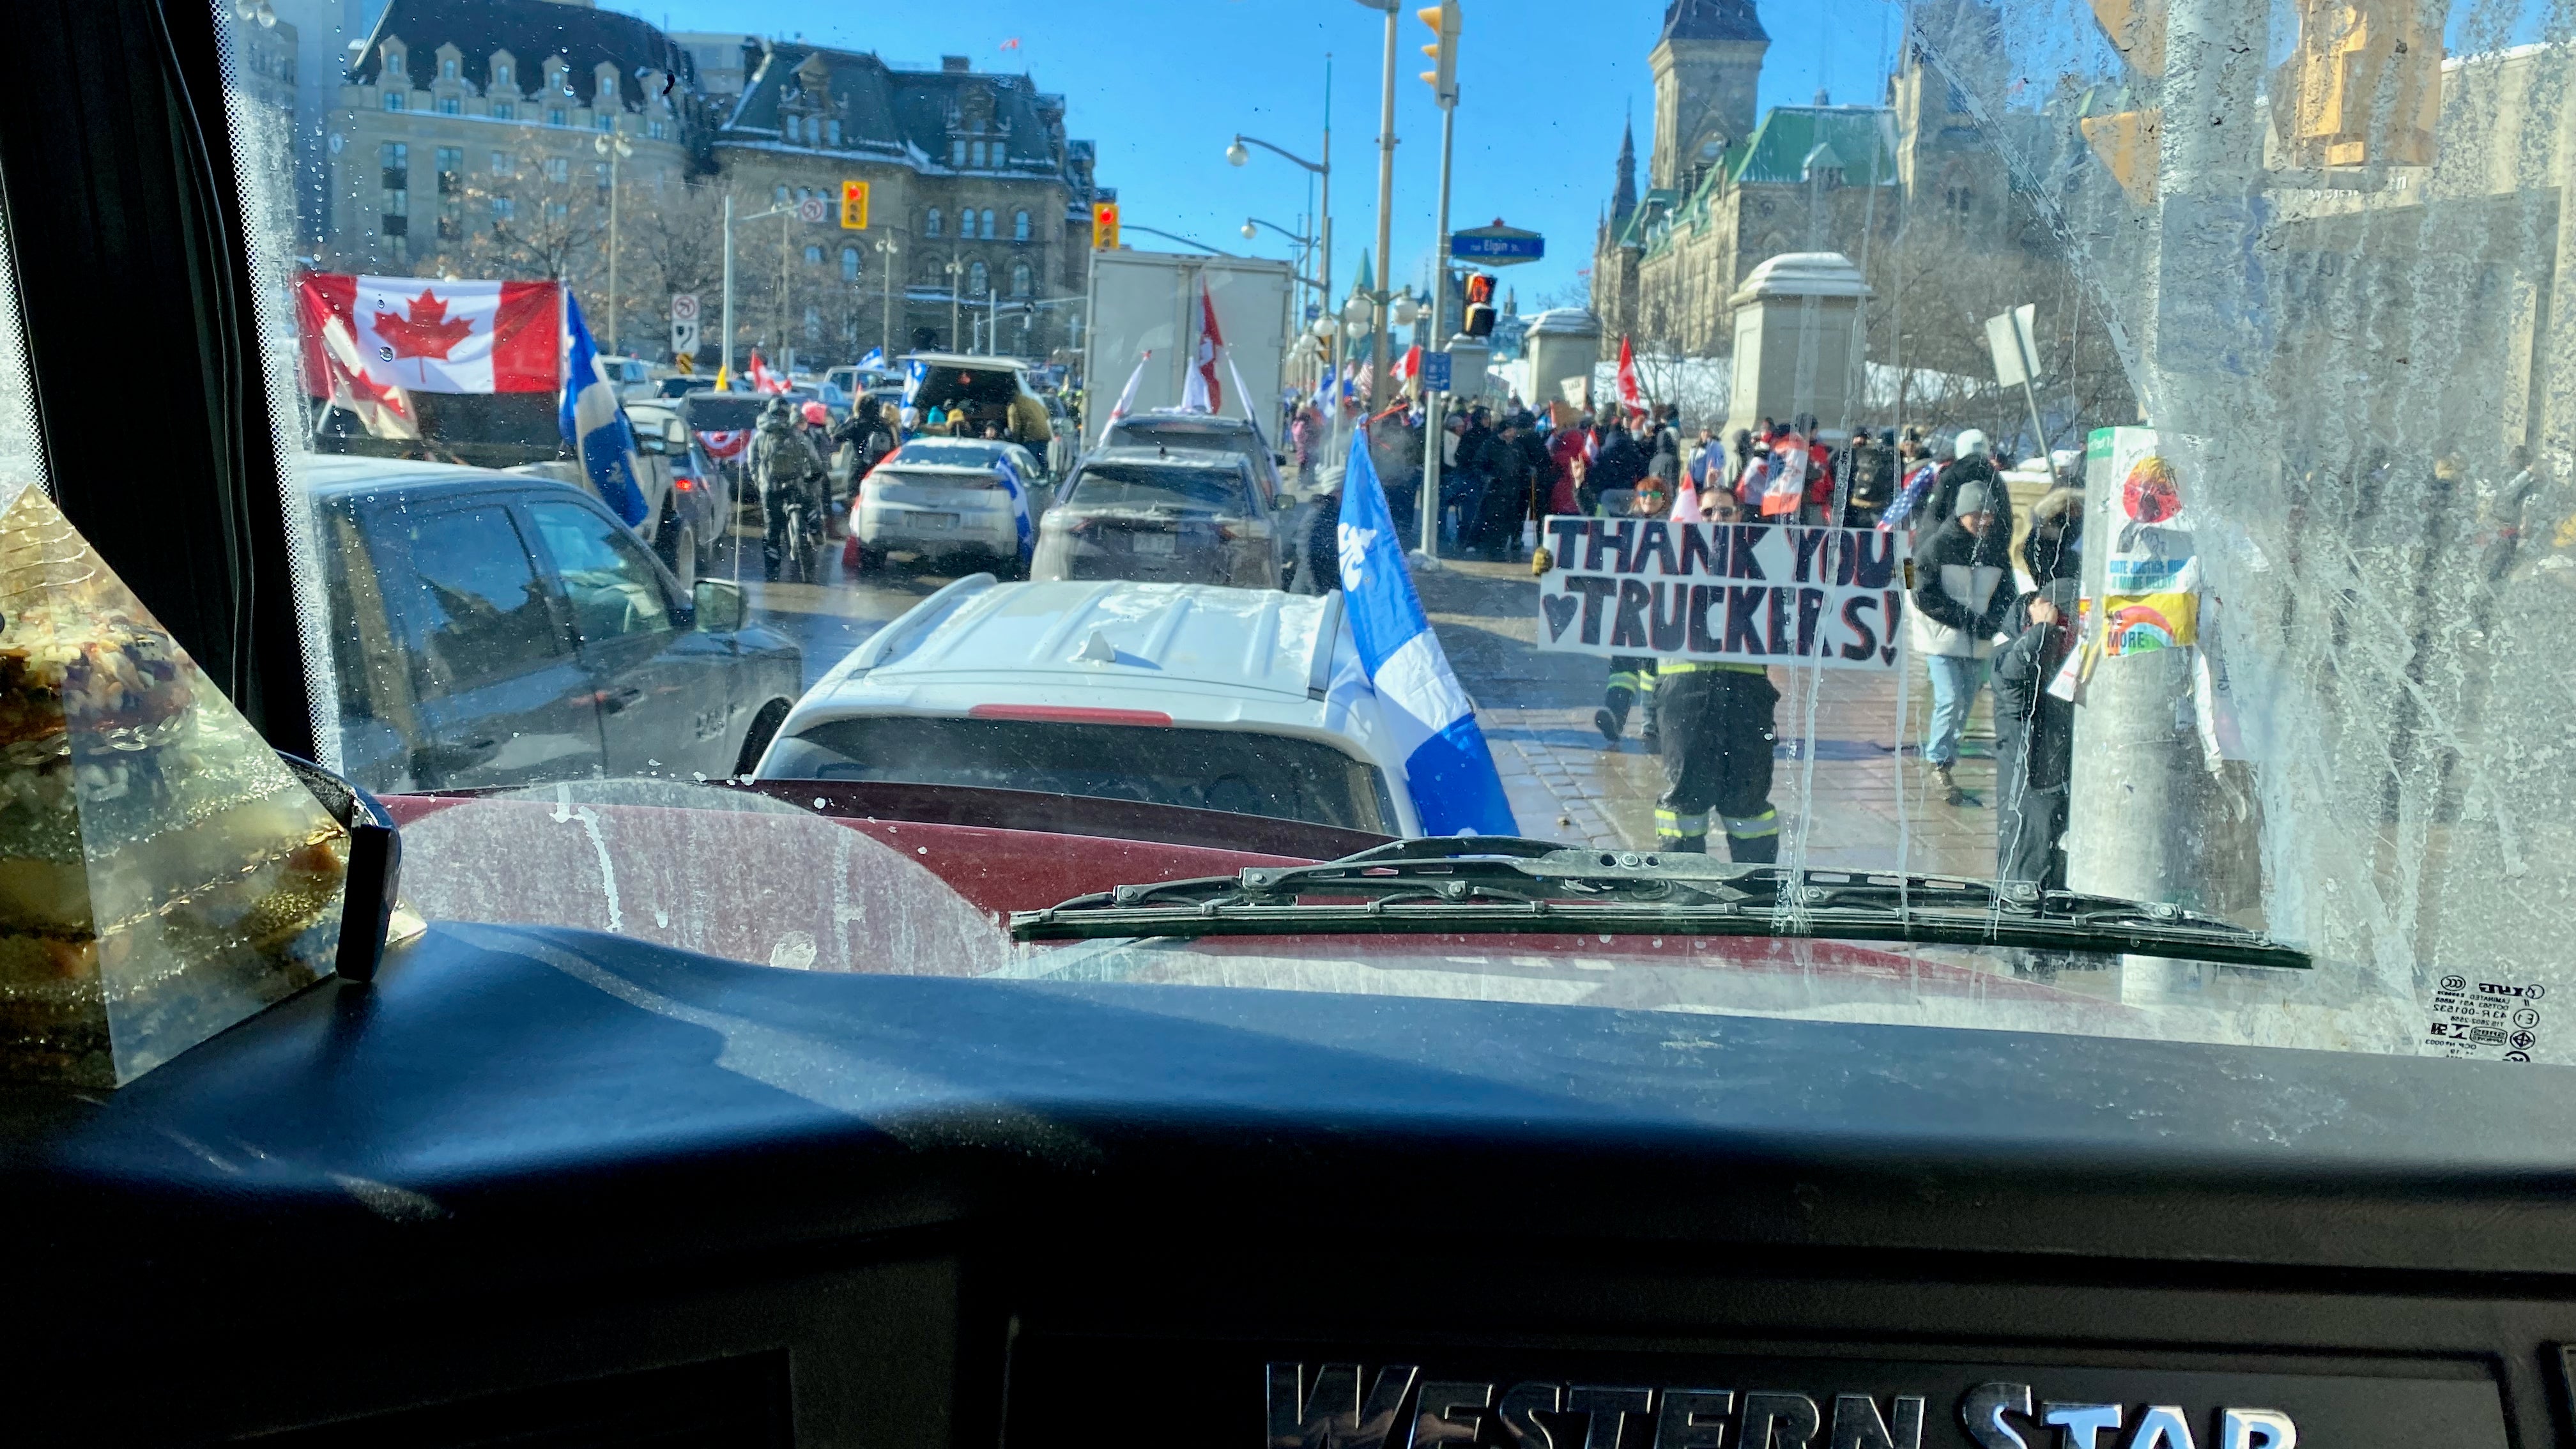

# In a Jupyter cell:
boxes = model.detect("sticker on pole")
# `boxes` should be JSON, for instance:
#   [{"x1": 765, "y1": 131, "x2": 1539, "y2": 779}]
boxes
[{"x1": 1535, "y1": 517, "x2": 1907, "y2": 670}]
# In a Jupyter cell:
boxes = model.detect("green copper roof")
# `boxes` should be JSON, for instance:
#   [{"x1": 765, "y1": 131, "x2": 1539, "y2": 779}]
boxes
[{"x1": 1728, "y1": 107, "x2": 1897, "y2": 186}]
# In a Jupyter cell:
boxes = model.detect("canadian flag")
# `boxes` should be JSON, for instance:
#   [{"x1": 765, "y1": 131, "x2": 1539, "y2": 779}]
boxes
[
  {"x1": 696, "y1": 429, "x2": 752, "y2": 461},
  {"x1": 1393, "y1": 345, "x2": 1421, "y2": 386},
  {"x1": 1180, "y1": 282, "x2": 1224, "y2": 413},
  {"x1": 298, "y1": 273, "x2": 558, "y2": 395},
  {"x1": 1615, "y1": 335, "x2": 1646, "y2": 420},
  {"x1": 748, "y1": 349, "x2": 789, "y2": 394},
  {"x1": 296, "y1": 275, "x2": 416, "y2": 438},
  {"x1": 1107, "y1": 349, "x2": 1152, "y2": 426}
]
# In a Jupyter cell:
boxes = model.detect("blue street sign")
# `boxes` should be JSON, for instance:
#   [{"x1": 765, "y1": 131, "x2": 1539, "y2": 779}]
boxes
[
  {"x1": 1304, "y1": 302, "x2": 1322, "y2": 321},
  {"x1": 1422, "y1": 350, "x2": 1453, "y2": 390},
  {"x1": 1449, "y1": 223, "x2": 1544, "y2": 264}
]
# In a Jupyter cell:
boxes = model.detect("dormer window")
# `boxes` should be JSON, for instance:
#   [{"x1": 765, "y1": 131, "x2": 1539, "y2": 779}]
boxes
[
  {"x1": 950, "y1": 139, "x2": 965, "y2": 167},
  {"x1": 493, "y1": 61, "x2": 512, "y2": 89},
  {"x1": 441, "y1": 57, "x2": 457, "y2": 80}
]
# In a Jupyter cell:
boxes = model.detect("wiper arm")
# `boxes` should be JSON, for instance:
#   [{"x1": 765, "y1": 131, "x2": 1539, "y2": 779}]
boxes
[{"x1": 1008, "y1": 836, "x2": 2311, "y2": 970}]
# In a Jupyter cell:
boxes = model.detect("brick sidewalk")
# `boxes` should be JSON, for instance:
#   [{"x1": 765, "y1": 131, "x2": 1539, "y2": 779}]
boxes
[{"x1": 1418, "y1": 556, "x2": 2003, "y2": 880}]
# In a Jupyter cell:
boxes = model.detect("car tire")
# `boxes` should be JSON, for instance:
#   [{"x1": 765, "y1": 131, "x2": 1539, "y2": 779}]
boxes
[
  {"x1": 664, "y1": 523, "x2": 699, "y2": 593},
  {"x1": 733, "y1": 699, "x2": 791, "y2": 778}
]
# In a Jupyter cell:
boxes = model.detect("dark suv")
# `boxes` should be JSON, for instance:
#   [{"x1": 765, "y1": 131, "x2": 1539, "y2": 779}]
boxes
[
  {"x1": 1097, "y1": 410, "x2": 1285, "y2": 501},
  {"x1": 309, "y1": 455, "x2": 804, "y2": 793},
  {"x1": 1028, "y1": 447, "x2": 1289, "y2": 589}
]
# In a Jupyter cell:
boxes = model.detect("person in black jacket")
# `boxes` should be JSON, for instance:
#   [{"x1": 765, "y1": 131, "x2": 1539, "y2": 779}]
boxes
[
  {"x1": 1927, "y1": 428, "x2": 2009, "y2": 535},
  {"x1": 1591, "y1": 417, "x2": 1648, "y2": 500},
  {"x1": 1909, "y1": 481, "x2": 2016, "y2": 804},
  {"x1": 1845, "y1": 427, "x2": 1896, "y2": 527},
  {"x1": 1991, "y1": 575, "x2": 2082, "y2": 886}
]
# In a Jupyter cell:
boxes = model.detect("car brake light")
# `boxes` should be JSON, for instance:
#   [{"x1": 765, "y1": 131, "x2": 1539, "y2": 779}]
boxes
[
  {"x1": 674, "y1": 477, "x2": 694, "y2": 492},
  {"x1": 969, "y1": 703, "x2": 1173, "y2": 726}
]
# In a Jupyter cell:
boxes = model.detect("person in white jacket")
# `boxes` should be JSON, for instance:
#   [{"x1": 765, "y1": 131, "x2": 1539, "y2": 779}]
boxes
[{"x1": 1908, "y1": 481, "x2": 2015, "y2": 805}]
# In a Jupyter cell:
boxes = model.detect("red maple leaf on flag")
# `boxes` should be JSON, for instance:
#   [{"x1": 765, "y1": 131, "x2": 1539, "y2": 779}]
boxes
[{"x1": 371, "y1": 288, "x2": 475, "y2": 360}]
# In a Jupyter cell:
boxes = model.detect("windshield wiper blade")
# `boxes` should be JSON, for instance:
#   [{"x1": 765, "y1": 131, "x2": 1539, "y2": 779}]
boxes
[{"x1": 1007, "y1": 836, "x2": 2311, "y2": 970}]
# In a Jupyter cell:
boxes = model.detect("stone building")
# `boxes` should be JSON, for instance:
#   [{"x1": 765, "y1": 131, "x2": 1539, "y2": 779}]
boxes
[
  {"x1": 321, "y1": 0, "x2": 704, "y2": 353},
  {"x1": 713, "y1": 46, "x2": 1108, "y2": 361},
  {"x1": 1593, "y1": 0, "x2": 2043, "y2": 370},
  {"x1": 233, "y1": 13, "x2": 300, "y2": 123}
]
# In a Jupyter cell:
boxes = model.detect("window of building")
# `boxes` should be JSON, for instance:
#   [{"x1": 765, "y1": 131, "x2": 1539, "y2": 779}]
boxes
[
  {"x1": 383, "y1": 91, "x2": 404, "y2": 112},
  {"x1": 958, "y1": 210, "x2": 976, "y2": 240},
  {"x1": 595, "y1": 114, "x2": 615, "y2": 133},
  {"x1": 647, "y1": 120, "x2": 668, "y2": 141},
  {"x1": 491, "y1": 101, "x2": 514, "y2": 121},
  {"x1": 981, "y1": 209, "x2": 995, "y2": 240},
  {"x1": 492, "y1": 195, "x2": 514, "y2": 219},
  {"x1": 490, "y1": 150, "x2": 510, "y2": 176},
  {"x1": 1013, "y1": 210, "x2": 1029, "y2": 241},
  {"x1": 494, "y1": 61, "x2": 512, "y2": 88},
  {"x1": 434, "y1": 146, "x2": 461, "y2": 195},
  {"x1": 594, "y1": 162, "x2": 610, "y2": 188},
  {"x1": 825, "y1": 119, "x2": 839, "y2": 146},
  {"x1": 546, "y1": 201, "x2": 569, "y2": 223},
  {"x1": 438, "y1": 96, "x2": 459, "y2": 115},
  {"x1": 775, "y1": 184, "x2": 790, "y2": 204},
  {"x1": 803, "y1": 306, "x2": 822, "y2": 342},
  {"x1": 544, "y1": 157, "x2": 569, "y2": 183},
  {"x1": 1010, "y1": 262, "x2": 1032, "y2": 297},
  {"x1": 924, "y1": 208, "x2": 942, "y2": 238},
  {"x1": 969, "y1": 141, "x2": 986, "y2": 168},
  {"x1": 380, "y1": 141, "x2": 409, "y2": 194},
  {"x1": 548, "y1": 107, "x2": 566, "y2": 126},
  {"x1": 841, "y1": 246, "x2": 860, "y2": 282},
  {"x1": 804, "y1": 244, "x2": 823, "y2": 266},
  {"x1": 441, "y1": 57, "x2": 458, "y2": 80},
  {"x1": 968, "y1": 260, "x2": 988, "y2": 295},
  {"x1": 950, "y1": 139, "x2": 965, "y2": 167}
]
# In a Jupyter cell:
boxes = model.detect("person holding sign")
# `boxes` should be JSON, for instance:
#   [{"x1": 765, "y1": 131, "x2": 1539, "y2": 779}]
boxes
[
  {"x1": 1652, "y1": 486, "x2": 1781, "y2": 859},
  {"x1": 1595, "y1": 479, "x2": 1669, "y2": 746}
]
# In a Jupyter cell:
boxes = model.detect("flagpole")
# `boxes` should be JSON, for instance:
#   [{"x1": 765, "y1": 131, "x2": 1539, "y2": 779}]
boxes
[
  {"x1": 721, "y1": 192, "x2": 735, "y2": 385},
  {"x1": 1366, "y1": 0, "x2": 1397, "y2": 416}
]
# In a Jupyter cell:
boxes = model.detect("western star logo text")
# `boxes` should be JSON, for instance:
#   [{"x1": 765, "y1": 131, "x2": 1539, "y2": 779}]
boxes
[{"x1": 1264, "y1": 1366, "x2": 2296, "y2": 1449}]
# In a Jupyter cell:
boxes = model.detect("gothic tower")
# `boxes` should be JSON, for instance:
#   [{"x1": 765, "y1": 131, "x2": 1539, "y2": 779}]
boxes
[
  {"x1": 1612, "y1": 116, "x2": 1638, "y2": 223},
  {"x1": 1649, "y1": 0, "x2": 1767, "y2": 194}
]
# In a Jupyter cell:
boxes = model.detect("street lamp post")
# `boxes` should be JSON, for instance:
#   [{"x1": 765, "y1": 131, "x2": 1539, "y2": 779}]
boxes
[
  {"x1": 945, "y1": 253, "x2": 964, "y2": 352},
  {"x1": 721, "y1": 195, "x2": 796, "y2": 387},
  {"x1": 592, "y1": 130, "x2": 631, "y2": 352},
  {"x1": 1225, "y1": 125, "x2": 1333, "y2": 395},
  {"x1": 875, "y1": 234, "x2": 900, "y2": 360}
]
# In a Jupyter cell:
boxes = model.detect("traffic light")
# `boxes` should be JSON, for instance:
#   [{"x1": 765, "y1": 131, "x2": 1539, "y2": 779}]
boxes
[
  {"x1": 1462, "y1": 272, "x2": 1496, "y2": 339},
  {"x1": 1418, "y1": 1, "x2": 1460, "y2": 107},
  {"x1": 839, "y1": 180, "x2": 869, "y2": 229},
  {"x1": 2271, "y1": 0, "x2": 2441, "y2": 168},
  {"x1": 2078, "y1": 0, "x2": 2163, "y2": 204},
  {"x1": 1091, "y1": 201, "x2": 1120, "y2": 250}
]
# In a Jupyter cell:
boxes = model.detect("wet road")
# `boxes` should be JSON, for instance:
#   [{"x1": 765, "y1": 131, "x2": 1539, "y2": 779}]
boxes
[{"x1": 710, "y1": 529, "x2": 988, "y2": 690}]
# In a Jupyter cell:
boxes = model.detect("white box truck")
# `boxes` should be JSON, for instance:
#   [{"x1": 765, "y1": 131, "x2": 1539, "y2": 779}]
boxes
[{"x1": 1082, "y1": 249, "x2": 1294, "y2": 451}]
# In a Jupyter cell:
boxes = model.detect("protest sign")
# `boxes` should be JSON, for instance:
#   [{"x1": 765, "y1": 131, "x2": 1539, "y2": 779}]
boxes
[{"x1": 1535, "y1": 516, "x2": 1907, "y2": 670}]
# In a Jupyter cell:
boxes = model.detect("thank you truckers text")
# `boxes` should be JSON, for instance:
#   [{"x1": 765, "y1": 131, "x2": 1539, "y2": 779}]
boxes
[{"x1": 1535, "y1": 517, "x2": 1909, "y2": 671}]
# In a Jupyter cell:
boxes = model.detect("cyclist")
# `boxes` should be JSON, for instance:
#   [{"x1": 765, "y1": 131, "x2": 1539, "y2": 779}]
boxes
[{"x1": 751, "y1": 397, "x2": 827, "y2": 581}]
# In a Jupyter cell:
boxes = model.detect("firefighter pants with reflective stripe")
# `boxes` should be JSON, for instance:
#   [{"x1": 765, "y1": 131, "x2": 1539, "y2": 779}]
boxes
[
  {"x1": 1654, "y1": 666, "x2": 1779, "y2": 862},
  {"x1": 1605, "y1": 656, "x2": 1657, "y2": 732}
]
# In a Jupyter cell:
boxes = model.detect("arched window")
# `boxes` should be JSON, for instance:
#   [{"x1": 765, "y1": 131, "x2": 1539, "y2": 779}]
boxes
[
  {"x1": 841, "y1": 247, "x2": 861, "y2": 282},
  {"x1": 441, "y1": 57, "x2": 458, "y2": 80},
  {"x1": 774, "y1": 184, "x2": 790, "y2": 204},
  {"x1": 981, "y1": 210, "x2": 996, "y2": 240},
  {"x1": 825, "y1": 119, "x2": 840, "y2": 146},
  {"x1": 804, "y1": 244, "x2": 824, "y2": 266},
  {"x1": 924, "y1": 208, "x2": 942, "y2": 238},
  {"x1": 1009, "y1": 263, "x2": 1032, "y2": 297},
  {"x1": 1013, "y1": 210, "x2": 1030, "y2": 241},
  {"x1": 493, "y1": 61, "x2": 512, "y2": 88},
  {"x1": 967, "y1": 261, "x2": 988, "y2": 295}
]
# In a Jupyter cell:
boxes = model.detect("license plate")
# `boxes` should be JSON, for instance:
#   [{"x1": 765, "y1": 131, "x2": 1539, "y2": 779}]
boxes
[
  {"x1": 1132, "y1": 532, "x2": 1176, "y2": 556},
  {"x1": 915, "y1": 513, "x2": 958, "y2": 532}
]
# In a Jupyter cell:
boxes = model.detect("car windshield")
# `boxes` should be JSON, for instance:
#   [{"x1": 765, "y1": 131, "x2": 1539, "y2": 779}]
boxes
[
  {"x1": 57, "y1": 0, "x2": 2552, "y2": 1075},
  {"x1": 1066, "y1": 463, "x2": 1252, "y2": 511},
  {"x1": 764, "y1": 716, "x2": 1389, "y2": 831}
]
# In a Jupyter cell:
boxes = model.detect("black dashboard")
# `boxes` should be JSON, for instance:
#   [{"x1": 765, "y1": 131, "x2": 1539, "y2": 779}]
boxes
[{"x1": 9, "y1": 921, "x2": 2576, "y2": 1446}]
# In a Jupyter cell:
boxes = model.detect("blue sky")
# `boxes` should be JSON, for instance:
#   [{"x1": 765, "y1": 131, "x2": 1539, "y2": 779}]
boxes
[{"x1": 650, "y1": 0, "x2": 1912, "y2": 309}]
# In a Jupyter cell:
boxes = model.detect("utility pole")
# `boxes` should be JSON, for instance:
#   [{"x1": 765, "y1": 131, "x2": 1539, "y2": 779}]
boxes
[
  {"x1": 721, "y1": 192, "x2": 733, "y2": 382},
  {"x1": 947, "y1": 253, "x2": 963, "y2": 352},
  {"x1": 1361, "y1": 0, "x2": 1400, "y2": 413},
  {"x1": 778, "y1": 208, "x2": 792, "y2": 376},
  {"x1": 1414, "y1": 0, "x2": 1459, "y2": 559}
]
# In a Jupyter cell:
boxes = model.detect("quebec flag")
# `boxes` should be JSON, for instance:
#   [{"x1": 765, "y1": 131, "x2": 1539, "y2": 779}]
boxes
[
  {"x1": 991, "y1": 450, "x2": 1035, "y2": 562},
  {"x1": 902, "y1": 358, "x2": 930, "y2": 408},
  {"x1": 1337, "y1": 425, "x2": 1517, "y2": 838},
  {"x1": 560, "y1": 292, "x2": 649, "y2": 526},
  {"x1": 858, "y1": 346, "x2": 885, "y2": 370}
]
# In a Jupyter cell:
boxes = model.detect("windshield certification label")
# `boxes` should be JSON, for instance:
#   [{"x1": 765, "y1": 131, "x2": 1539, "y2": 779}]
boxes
[{"x1": 2424, "y1": 974, "x2": 2543, "y2": 1062}]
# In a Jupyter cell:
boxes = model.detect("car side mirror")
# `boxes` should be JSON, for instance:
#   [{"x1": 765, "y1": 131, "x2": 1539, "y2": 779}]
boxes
[{"x1": 692, "y1": 578, "x2": 746, "y2": 632}]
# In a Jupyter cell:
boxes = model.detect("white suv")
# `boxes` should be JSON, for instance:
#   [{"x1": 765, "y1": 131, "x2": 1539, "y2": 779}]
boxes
[{"x1": 754, "y1": 578, "x2": 1420, "y2": 837}]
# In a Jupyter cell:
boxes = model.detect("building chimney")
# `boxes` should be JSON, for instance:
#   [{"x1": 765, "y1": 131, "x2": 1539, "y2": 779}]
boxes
[{"x1": 941, "y1": 56, "x2": 969, "y2": 73}]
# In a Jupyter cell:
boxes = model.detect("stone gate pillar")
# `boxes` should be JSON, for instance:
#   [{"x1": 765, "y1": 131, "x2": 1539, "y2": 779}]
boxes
[{"x1": 1720, "y1": 252, "x2": 1871, "y2": 440}]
